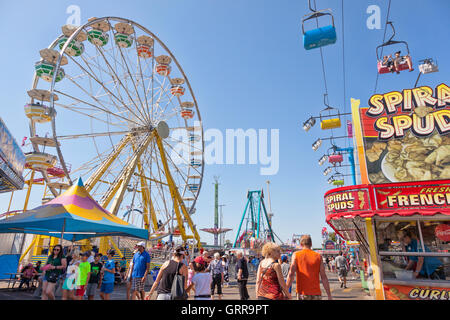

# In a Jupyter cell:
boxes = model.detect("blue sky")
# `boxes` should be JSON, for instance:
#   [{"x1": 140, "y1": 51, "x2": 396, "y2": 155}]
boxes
[{"x1": 0, "y1": 0, "x2": 449, "y2": 248}]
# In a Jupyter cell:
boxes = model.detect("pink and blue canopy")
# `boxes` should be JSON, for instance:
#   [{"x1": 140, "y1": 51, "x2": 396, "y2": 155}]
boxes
[{"x1": 0, "y1": 178, "x2": 148, "y2": 241}]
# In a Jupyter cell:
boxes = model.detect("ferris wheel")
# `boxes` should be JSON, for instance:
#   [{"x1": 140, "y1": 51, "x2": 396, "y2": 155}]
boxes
[{"x1": 23, "y1": 17, "x2": 204, "y2": 244}]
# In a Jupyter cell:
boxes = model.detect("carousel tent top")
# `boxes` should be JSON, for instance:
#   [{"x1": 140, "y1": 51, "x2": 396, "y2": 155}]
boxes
[{"x1": 0, "y1": 178, "x2": 148, "y2": 241}]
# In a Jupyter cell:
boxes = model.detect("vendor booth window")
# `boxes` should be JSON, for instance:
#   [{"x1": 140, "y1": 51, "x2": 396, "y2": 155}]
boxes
[{"x1": 375, "y1": 219, "x2": 450, "y2": 282}]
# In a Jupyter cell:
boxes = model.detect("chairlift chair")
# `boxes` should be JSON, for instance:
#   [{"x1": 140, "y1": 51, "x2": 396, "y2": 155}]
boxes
[
  {"x1": 418, "y1": 58, "x2": 438, "y2": 74},
  {"x1": 328, "y1": 153, "x2": 343, "y2": 165},
  {"x1": 332, "y1": 172, "x2": 345, "y2": 186},
  {"x1": 320, "y1": 94, "x2": 341, "y2": 130},
  {"x1": 302, "y1": 0, "x2": 336, "y2": 50},
  {"x1": 376, "y1": 22, "x2": 411, "y2": 74}
]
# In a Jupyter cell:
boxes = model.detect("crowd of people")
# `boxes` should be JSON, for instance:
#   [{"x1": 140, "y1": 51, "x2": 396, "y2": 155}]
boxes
[
  {"x1": 323, "y1": 251, "x2": 359, "y2": 288},
  {"x1": 15, "y1": 234, "x2": 365, "y2": 300}
]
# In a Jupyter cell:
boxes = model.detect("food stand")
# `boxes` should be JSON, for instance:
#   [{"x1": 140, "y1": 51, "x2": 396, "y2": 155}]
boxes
[{"x1": 324, "y1": 83, "x2": 450, "y2": 300}]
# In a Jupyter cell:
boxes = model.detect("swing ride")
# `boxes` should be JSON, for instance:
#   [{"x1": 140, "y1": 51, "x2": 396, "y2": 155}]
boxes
[{"x1": 5, "y1": 17, "x2": 205, "y2": 259}]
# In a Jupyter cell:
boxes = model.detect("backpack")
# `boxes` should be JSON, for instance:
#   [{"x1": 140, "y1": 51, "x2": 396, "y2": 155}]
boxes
[{"x1": 171, "y1": 262, "x2": 188, "y2": 300}]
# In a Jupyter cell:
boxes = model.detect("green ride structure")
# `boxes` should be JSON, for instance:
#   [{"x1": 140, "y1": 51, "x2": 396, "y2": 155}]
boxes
[{"x1": 233, "y1": 189, "x2": 275, "y2": 249}]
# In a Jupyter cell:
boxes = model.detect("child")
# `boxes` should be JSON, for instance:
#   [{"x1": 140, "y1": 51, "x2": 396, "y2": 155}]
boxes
[
  {"x1": 186, "y1": 256, "x2": 212, "y2": 300},
  {"x1": 114, "y1": 261, "x2": 121, "y2": 284},
  {"x1": 18, "y1": 263, "x2": 37, "y2": 290},
  {"x1": 119, "y1": 257, "x2": 127, "y2": 282},
  {"x1": 74, "y1": 252, "x2": 91, "y2": 300},
  {"x1": 100, "y1": 249, "x2": 116, "y2": 300}
]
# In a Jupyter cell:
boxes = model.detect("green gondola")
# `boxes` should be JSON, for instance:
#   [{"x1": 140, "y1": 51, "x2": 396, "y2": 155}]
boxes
[
  {"x1": 35, "y1": 61, "x2": 65, "y2": 82},
  {"x1": 58, "y1": 37, "x2": 84, "y2": 57},
  {"x1": 88, "y1": 29, "x2": 109, "y2": 46},
  {"x1": 114, "y1": 33, "x2": 133, "y2": 48}
]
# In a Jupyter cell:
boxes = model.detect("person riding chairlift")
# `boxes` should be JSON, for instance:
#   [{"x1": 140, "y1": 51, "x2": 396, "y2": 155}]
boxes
[
  {"x1": 393, "y1": 51, "x2": 414, "y2": 73},
  {"x1": 381, "y1": 55, "x2": 395, "y2": 73},
  {"x1": 382, "y1": 51, "x2": 413, "y2": 74}
]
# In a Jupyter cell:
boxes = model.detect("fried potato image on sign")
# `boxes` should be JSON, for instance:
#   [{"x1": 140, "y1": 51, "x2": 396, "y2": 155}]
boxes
[{"x1": 379, "y1": 132, "x2": 450, "y2": 182}]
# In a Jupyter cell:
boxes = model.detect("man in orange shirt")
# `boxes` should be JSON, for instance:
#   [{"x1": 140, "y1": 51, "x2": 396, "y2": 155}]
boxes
[{"x1": 286, "y1": 235, "x2": 332, "y2": 300}]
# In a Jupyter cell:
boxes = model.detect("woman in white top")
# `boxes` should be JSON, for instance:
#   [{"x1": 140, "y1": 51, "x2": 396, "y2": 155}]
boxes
[
  {"x1": 62, "y1": 248, "x2": 81, "y2": 300},
  {"x1": 187, "y1": 256, "x2": 212, "y2": 300}
]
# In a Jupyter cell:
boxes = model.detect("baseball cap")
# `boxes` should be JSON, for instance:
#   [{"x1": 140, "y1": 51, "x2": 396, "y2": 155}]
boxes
[
  {"x1": 194, "y1": 256, "x2": 206, "y2": 265},
  {"x1": 281, "y1": 255, "x2": 288, "y2": 262},
  {"x1": 136, "y1": 241, "x2": 146, "y2": 247},
  {"x1": 107, "y1": 249, "x2": 116, "y2": 256}
]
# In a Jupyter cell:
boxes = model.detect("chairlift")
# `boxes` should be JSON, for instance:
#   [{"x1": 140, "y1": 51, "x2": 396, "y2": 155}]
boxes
[
  {"x1": 328, "y1": 153, "x2": 343, "y2": 165},
  {"x1": 418, "y1": 58, "x2": 439, "y2": 74},
  {"x1": 320, "y1": 94, "x2": 341, "y2": 130},
  {"x1": 331, "y1": 172, "x2": 344, "y2": 186},
  {"x1": 376, "y1": 22, "x2": 412, "y2": 74},
  {"x1": 302, "y1": 0, "x2": 336, "y2": 50}
]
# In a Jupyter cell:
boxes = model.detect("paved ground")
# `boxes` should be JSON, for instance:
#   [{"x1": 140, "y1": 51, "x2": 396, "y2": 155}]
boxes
[{"x1": 0, "y1": 268, "x2": 372, "y2": 300}]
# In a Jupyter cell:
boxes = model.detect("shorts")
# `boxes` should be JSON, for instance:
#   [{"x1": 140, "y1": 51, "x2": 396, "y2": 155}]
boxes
[
  {"x1": 338, "y1": 268, "x2": 348, "y2": 278},
  {"x1": 86, "y1": 283, "x2": 98, "y2": 296},
  {"x1": 75, "y1": 285, "x2": 86, "y2": 296},
  {"x1": 156, "y1": 293, "x2": 171, "y2": 300},
  {"x1": 132, "y1": 277, "x2": 145, "y2": 291},
  {"x1": 100, "y1": 282, "x2": 114, "y2": 294},
  {"x1": 62, "y1": 278, "x2": 76, "y2": 290},
  {"x1": 297, "y1": 294, "x2": 322, "y2": 300}
]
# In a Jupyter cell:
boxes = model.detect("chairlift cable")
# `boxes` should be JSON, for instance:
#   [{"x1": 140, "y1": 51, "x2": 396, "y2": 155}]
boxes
[
  {"x1": 341, "y1": 0, "x2": 349, "y2": 181},
  {"x1": 312, "y1": 0, "x2": 338, "y2": 148},
  {"x1": 373, "y1": 0, "x2": 392, "y2": 94}
]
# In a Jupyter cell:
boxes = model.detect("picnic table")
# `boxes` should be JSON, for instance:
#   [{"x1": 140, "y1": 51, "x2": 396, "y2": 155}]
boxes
[
  {"x1": 3, "y1": 272, "x2": 43, "y2": 289},
  {"x1": 3, "y1": 273, "x2": 22, "y2": 289}
]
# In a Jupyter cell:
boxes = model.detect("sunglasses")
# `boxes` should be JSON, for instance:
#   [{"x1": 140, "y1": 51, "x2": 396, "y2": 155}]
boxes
[{"x1": 54, "y1": 248, "x2": 60, "y2": 251}]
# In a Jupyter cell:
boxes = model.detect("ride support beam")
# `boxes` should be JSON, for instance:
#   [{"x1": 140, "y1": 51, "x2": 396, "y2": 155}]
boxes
[
  {"x1": 19, "y1": 237, "x2": 37, "y2": 263},
  {"x1": 154, "y1": 131, "x2": 202, "y2": 246},
  {"x1": 85, "y1": 134, "x2": 131, "y2": 192},
  {"x1": 256, "y1": 191, "x2": 262, "y2": 239},
  {"x1": 132, "y1": 140, "x2": 156, "y2": 232},
  {"x1": 108, "y1": 237, "x2": 125, "y2": 258},
  {"x1": 23, "y1": 170, "x2": 35, "y2": 212},
  {"x1": 261, "y1": 200, "x2": 275, "y2": 242},
  {"x1": 233, "y1": 197, "x2": 251, "y2": 248},
  {"x1": 106, "y1": 134, "x2": 153, "y2": 216}
]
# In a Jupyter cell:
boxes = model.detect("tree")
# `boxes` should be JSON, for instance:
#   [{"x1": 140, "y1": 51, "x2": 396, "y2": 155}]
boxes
[{"x1": 328, "y1": 232, "x2": 337, "y2": 243}]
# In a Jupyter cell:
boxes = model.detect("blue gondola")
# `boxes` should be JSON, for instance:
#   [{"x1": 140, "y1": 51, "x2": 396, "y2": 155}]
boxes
[
  {"x1": 190, "y1": 159, "x2": 201, "y2": 168},
  {"x1": 188, "y1": 183, "x2": 199, "y2": 192},
  {"x1": 302, "y1": 1, "x2": 336, "y2": 50}
]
